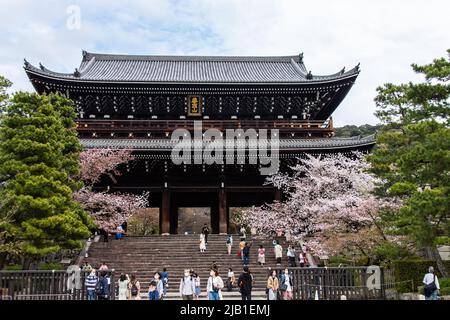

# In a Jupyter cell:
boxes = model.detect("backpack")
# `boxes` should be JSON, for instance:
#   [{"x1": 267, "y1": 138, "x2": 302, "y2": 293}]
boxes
[
  {"x1": 424, "y1": 275, "x2": 437, "y2": 297},
  {"x1": 95, "y1": 278, "x2": 104, "y2": 296},
  {"x1": 130, "y1": 282, "x2": 138, "y2": 296},
  {"x1": 226, "y1": 238, "x2": 231, "y2": 244}
]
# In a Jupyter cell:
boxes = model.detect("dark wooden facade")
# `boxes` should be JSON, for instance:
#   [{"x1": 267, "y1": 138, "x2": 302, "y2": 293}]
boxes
[{"x1": 25, "y1": 51, "x2": 375, "y2": 234}]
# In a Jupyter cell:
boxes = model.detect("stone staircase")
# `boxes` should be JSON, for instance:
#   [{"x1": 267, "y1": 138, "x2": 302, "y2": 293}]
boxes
[{"x1": 85, "y1": 234, "x2": 290, "y2": 300}]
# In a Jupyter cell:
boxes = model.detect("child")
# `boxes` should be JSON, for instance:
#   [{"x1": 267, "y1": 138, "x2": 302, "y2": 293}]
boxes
[{"x1": 148, "y1": 281, "x2": 160, "y2": 300}]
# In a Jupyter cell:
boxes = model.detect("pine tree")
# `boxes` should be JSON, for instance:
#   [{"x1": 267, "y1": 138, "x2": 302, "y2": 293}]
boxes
[
  {"x1": 368, "y1": 50, "x2": 450, "y2": 275},
  {"x1": 0, "y1": 90, "x2": 93, "y2": 266}
]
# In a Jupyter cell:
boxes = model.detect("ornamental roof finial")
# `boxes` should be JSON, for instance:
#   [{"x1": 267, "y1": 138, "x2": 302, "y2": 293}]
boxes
[
  {"x1": 82, "y1": 50, "x2": 88, "y2": 58},
  {"x1": 39, "y1": 63, "x2": 45, "y2": 71},
  {"x1": 356, "y1": 62, "x2": 360, "y2": 71},
  {"x1": 299, "y1": 52, "x2": 304, "y2": 63},
  {"x1": 74, "y1": 68, "x2": 80, "y2": 77},
  {"x1": 306, "y1": 70, "x2": 313, "y2": 80},
  {"x1": 340, "y1": 67, "x2": 345, "y2": 75},
  {"x1": 24, "y1": 58, "x2": 30, "y2": 68}
]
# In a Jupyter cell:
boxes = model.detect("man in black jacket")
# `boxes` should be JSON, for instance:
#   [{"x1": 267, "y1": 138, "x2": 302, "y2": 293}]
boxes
[{"x1": 237, "y1": 266, "x2": 253, "y2": 300}]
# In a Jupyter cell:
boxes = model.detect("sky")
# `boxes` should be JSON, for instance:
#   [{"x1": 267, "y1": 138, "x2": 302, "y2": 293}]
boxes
[{"x1": 0, "y1": 0, "x2": 449, "y2": 126}]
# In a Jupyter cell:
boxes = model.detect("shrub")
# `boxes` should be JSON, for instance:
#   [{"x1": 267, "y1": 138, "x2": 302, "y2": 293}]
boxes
[
  {"x1": 392, "y1": 259, "x2": 441, "y2": 293},
  {"x1": 4, "y1": 264, "x2": 22, "y2": 271},
  {"x1": 38, "y1": 263, "x2": 64, "y2": 270}
]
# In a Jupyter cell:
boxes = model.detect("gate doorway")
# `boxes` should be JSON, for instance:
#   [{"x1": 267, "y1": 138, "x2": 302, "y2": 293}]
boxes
[{"x1": 178, "y1": 207, "x2": 211, "y2": 235}]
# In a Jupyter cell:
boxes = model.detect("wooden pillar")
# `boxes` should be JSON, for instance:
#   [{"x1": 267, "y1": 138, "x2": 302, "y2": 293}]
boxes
[
  {"x1": 219, "y1": 189, "x2": 227, "y2": 235},
  {"x1": 274, "y1": 189, "x2": 282, "y2": 202},
  {"x1": 160, "y1": 190, "x2": 170, "y2": 235}
]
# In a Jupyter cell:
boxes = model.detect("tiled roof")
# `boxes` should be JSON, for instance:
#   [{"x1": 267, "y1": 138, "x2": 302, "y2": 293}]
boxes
[
  {"x1": 24, "y1": 51, "x2": 360, "y2": 84},
  {"x1": 80, "y1": 135, "x2": 375, "y2": 151}
]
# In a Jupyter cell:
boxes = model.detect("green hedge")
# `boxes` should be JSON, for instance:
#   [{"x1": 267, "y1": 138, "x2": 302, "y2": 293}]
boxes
[
  {"x1": 38, "y1": 263, "x2": 64, "y2": 270},
  {"x1": 392, "y1": 260, "x2": 450, "y2": 293}
]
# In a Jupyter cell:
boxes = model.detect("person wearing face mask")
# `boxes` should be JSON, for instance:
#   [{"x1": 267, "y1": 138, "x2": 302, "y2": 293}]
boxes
[
  {"x1": 179, "y1": 269, "x2": 196, "y2": 300},
  {"x1": 279, "y1": 268, "x2": 294, "y2": 300},
  {"x1": 153, "y1": 272, "x2": 164, "y2": 300},
  {"x1": 206, "y1": 269, "x2": 224, "y2": 300}
]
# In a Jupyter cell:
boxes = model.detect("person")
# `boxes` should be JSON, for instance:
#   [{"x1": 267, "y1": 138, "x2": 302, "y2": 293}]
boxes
[
  {"x1": 85, "y1": 268, "x2": 98, "y2": 300},
  {"x1": 227, "y1": 268, "x2": 235, "y2": 292},
  {"x1": 99, "y1": 262, "x2": 108, "y2": 271},
  {"x1": 237, "y1": 266, "x2": 253, "y2": 300},
  {"x1": 299, "y1": 251, "x2": 306, "y2": 267},
  {"x1": 423, "y1": 266, "x2": 440, "y2": 300},
  {"x1": 210, "y1": 261, "x2": 219, "y2": 272},
  {"x1": 153, "y1": 272, "x2": 164, "y2": 300},
  {"x1": 199, "y1": 233, "x2": 206, "y2": 253},
  {"x1": 193, "y1": 272, "x2": 201, "y2": 300},
  {"x1": 100, "y1": 228, "x2": 109, "y2": 242},
  {"x1": 179, "y1": 269, "x2": 196, "y2": 300},
  {"x1": 206, "y1": 269, "x2": 224, "y2": 300},
  {"x1": 82, "y1": 261, "x2": 92, "y2": 272},
  {"x1": 148, "y1": 281, "x2": 160, "y2": 300},
  {"x1": 243, "y1": 242, "x2": 251, "y2": 266},
  {"x1": 160, "y1": 267, "x2": 169, "y2": 296},
  {"x1": 279, "y1": 268, "x2": 293, "y2": 300},
  {"x1": 129, "y1": 274, "x2": 141, "y2": 300},
  {"x1": 121, "y1": 220, "x2": 128, "y2": 233},
  {"x1": 96, "y1": 271, "x2": 110, "y2": 300},
  {"x1": 115, "y1": 225, "x2": 124, "y2": 240},
  {"x1": 267, "y1": 270, "x2": 279, "y2": 300},
  {"x1": 239, "y1": 239, "x2": 246, "y2": 260},
  {"x1": 226, "y1": 235, "x2": 233, "y2": 255},
  {"x1": 239, "y1": 226, "x2": 246, "y2": 240},
  {"x1": 118, "y1": 273, "x2": 130, "y2": 300},
  {"x1": 201, "y1": 223, "x2": 210, "y2": 244},
  {"x1": 287, "y1": 245, "x2": 296, "y2": 267},
  {"x1": 258, "y1": 245, "x2": 266, "y2": 266},
  {"x1": 274, "y1": 241, "x2": 283, "y2": 265}
]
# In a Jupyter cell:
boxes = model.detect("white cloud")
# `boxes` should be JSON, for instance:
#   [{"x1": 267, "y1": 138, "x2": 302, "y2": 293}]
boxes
[{"x1": 0, "y1": 0, "x2": 449, "y2": 126}]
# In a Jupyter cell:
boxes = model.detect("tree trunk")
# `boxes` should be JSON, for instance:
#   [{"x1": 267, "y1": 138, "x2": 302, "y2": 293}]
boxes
[{"x1": 424, "y1": 246, "x2": 449, "y2": 278}]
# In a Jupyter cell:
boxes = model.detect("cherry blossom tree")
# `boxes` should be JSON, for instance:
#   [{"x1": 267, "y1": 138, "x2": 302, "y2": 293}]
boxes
[
  {"x1": 74, "y1": 188, "x2": 148, "y2": 233},
  {"x1": 75, "y1": 148, "x2": 149, "y2": 232},
  {"x1": 79, "y1": 148, "x2": 134, "y2": 184},
  {"x1": 236, "y1": 152, "x2": 399, "y2": 256}
]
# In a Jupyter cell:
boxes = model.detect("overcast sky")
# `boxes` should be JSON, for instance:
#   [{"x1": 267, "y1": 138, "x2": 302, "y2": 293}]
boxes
[{"x1": 1, "y1": 0, "x2": 449, "y2": 126}]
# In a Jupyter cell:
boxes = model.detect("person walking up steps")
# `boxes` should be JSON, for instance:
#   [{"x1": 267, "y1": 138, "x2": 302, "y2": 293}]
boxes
[
  {"x1": 274, "y1": 241, "x2": 283, "y2": 265},
  {"x1": 243, "y1": 242, "x2": 251, "y2": 266},
  {"x1": 179, "y1": 269, "x2": 196, "y2": 300},
  {"x1": 226, "y1": 235, "x2": 233, "y2": 255},
  {"x1": 202, "y1": 223, "x2": 210, "y2": 244},
  {"x1": 287, "y1": 245, "x2": 296, "y2": 267},
  {"x1": 199, "y1": 233, "x2": 206, "y2": 253},
  {"x1": 237, "y1": 266, "x2": 253, "y2": 301}
]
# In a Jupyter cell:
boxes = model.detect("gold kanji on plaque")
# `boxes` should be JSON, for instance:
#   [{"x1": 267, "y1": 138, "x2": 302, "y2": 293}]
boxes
[{"x1": 188, "y1": 95, "x2": 202, "y2": 116}]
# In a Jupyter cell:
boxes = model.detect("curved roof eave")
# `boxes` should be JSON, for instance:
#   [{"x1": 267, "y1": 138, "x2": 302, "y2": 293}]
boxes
[{"x1": 24, "y1": 66, "x2": 359, "y2": 86}]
